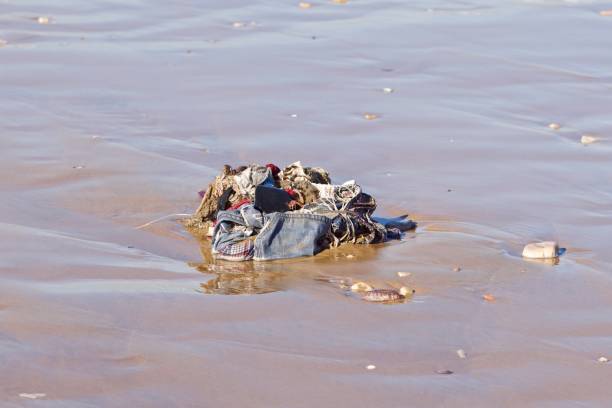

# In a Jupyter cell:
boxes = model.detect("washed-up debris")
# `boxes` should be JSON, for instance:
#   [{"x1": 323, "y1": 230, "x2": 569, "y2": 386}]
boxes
[
  {"x1": 436, "y1": 369, "x2": 453, "y2": 375},
  {"x1": 452, "y1": 266, "x2": 461, "y2": 272},
  {"x1": 185, "y1": 161, "x2": 416, "y2": 261},
  {"x1": 456, "y1": 349, "x2": 467, "y2": 359},
  {"x1": 522, "y1": 241, "x2": 559, "y2": 259},
  {"x1": 19, "y1": 393, "x2": 46, "y2": 399},
  {"x1": 332, "y1": 0, "x2": 349, "y2": 4},
  {"x1": 366, "y1": 364, "x2": 376, "y2": 370},
  {"x1": 299, "y1": 2, "x2": 312, "y2": 8},
  {"x1": 37, "y1": 16, "x2": 50, "y2": 24},
  {"x1": 548, "y1": 123, "x2": 561, "y2": 130},
  {"x1": 598, "y1": 356, "x2": 609, "y2": 363},
  {"x1": 482, "y1": 293, "x2": 495, "y2": 302},
  {"x1": 362, "y1": 287, "x2": 413, "y2": 303},
  {"x1": 600, "y1": 10, "x2": 612, "y2": 16},
  {"x1": 382, "y1": 87, "x2": 394, "y2": 94},
  {"x1": 363, "y1": 113, "x2": 378, "y2": 120},
  {"x1": 581, "y1": 134, "x2": 598, "y2": 145}
]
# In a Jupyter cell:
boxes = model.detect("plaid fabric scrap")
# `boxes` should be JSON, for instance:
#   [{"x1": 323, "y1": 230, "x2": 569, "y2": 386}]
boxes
[{"x1": 215, "y1": 240, "x2": 255, "y2": 261}]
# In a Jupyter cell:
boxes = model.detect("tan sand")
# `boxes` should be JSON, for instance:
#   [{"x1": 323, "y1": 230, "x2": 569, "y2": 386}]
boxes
[{"x1": 1, "y1": 0, "x2": 612, "y2": 406}]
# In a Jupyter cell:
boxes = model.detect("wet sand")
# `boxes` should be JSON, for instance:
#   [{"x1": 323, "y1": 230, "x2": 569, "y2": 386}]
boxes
[{"x1": 2, "y1": 0, "x2": 612, "y2": 406}]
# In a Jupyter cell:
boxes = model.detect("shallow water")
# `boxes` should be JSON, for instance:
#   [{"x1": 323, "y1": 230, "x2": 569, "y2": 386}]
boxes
[{"x1": 2, "y1": 0, "x2": 612, "y2": 406}]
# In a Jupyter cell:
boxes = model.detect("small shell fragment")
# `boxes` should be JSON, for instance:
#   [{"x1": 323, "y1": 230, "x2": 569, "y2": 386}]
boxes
[
  {"x1": 346, "y1": 254, "x2": 354, "y2": 259},
  {"x1": 232, "y1": 21, "x2": 245, "y2": 28},
  {"x1": 19, "y1": 393, "x2": 46, "y2": 399},
  {"x1": 351, "y1": 282, "x2": 373, "y2": 292},
  {"x1": 382, "y1": 87, "x2": 394, "y2": 94},
  {"x1": 363, "y1": 113, "x2": 378, "y2": 120},
  {"x1": 366, "y1": 364, "x2": 376, "y2": 370},
  {"x1": 290, "y1": 113, "x2": 298, "y2": 118},
  {"x1": 598, "y1": 356, "x2": 609, "y2": 363},
  {"x1": 581, "y1": 134, "x2": 598, "y2": 145},
  {"x1": 482, "y1": 293, "x2": 495, "y2": 302},
  {"x1": 548, "y1": 123, "x2": 561, "y2": 130},
  {"x1": 456, "y1": 349, "x2": 467, "y2": 359},
  {"x1": 299, "y1": 2, "x2": 312, "y2": 8},
  {"x1": 397, "y1": 271, "x2": 411, "y2": 277},
  {"x1": 37, "y1": 16, "x2": 50, "y2": 24}
]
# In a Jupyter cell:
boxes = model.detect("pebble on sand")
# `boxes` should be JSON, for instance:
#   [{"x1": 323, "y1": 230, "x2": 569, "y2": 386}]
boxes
[
  {"x1": 599, "y1": 10, "x2": 612, "y2": 16},
  {"x1": 19, "y1": 393, "x2": 46, "y2": 399},
  {"x1": 548, "y1": 123, "x2": 561, "y2": 130},
  {"x1": 522, "y1": 241, "x2": 559, "y2": 259},
  {"x1": 363, "y1": 113, "x2": 378, "y2": 120},
  {"x1": 299, "y1": 2, "x2": 312, "y2": 8},
  {"x1": 456, "y1": 349, "x2": 467, "y2": 359},
  {"x1": 581, "y1": 134, "x2": 598, "y2": 145},
  {"x1": 482, "y1": 294, "x2": 496, "y2": 302},
  {"x1": 37, "y1": 16, "x2": 50, "y2": 24},
  {"x1": 366, "y1": 364, "x2": 376, "y2": 370},
  {"x1": 598, "y1": 357, "x2": 609, "y2": 363}
]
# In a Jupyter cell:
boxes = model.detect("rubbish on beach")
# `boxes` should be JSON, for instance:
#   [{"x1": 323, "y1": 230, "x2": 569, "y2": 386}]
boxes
[
  {"x1": 548, "y1": 123, "x2": 561, "y2": 130},
  {"x1": 482, "y1": 293, "x2": 495, "y2": 302},
  {"x1": 363, "y1": 113, "x2": 378, "y2": 120},
  {"x1": 185, "y1": 161, "x2": 416, "y2": 261},
  {"x1": 299, "y1": 2, "x2": 312, "y2": 8},
  {"x1": 366, "y1": 364, "x2": 376, "y2": 370},
  {"x1": 522, "y1": 241, "x2": 559, "y2": 259},
  {"x1": 362, "y1": 287, "x2": 413, "y2": 303},
  {"x1": 600, "y1": 10, "x2": 612, "y2": 16},
  {"x1": 382, "y1": 87, "x2": 394, "y2": 94},
  {"x1": 581, "y1": 134, "x2": 598, "y2": 145},
  {"x1": 598, "y1": 356, "x2": 609, "y2": 363},
  {"x1": 37, "y1": 16, "x2": 50, "y2": 24},
  {"x1": 456, "y1": 349, "x2": 467, "y2": 359},
  {"x1": 332, "y1": 0, "x2": 349, "y2": 4}
]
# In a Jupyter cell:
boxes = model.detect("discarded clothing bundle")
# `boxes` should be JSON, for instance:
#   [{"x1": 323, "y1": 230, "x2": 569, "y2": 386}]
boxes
[{"x1": 185, "y1": 161, "x2": 416, "y2": 261}]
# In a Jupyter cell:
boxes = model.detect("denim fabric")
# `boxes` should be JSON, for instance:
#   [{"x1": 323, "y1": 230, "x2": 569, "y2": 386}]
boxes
[
  {"x1": 212, "y1": 204, "x2": 265, "y2": 254},
  {"x1": 253, "y1": 212, "x2": 331, "y2": 261}
]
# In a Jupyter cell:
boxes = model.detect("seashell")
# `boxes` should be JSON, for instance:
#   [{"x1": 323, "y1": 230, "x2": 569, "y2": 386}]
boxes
[
  {"x1": 363, "y1": 113, "x2": 378, "y2": 120},
  {"x1": 362, "y1": 287, "x2": 413, "y2": 302},
  {"x1": 548, "y1": 123, "x2": 561, "y2": 130},
  {"x1": 382, "y1": 87, "x2": 394, "y2": 94},
  {"x1": 366, "y1": 364, "x2": 376, "y2": 370},
  {"x1": 581, "y1": 134, "x2": 598, "y2": 145},
  {"x1": 598, "y1": 356, "x2": 609, "y2": 363},
  {"x1": 456, "y1": 349, "x2": 467, "y2": 359},
  {"x1": 397, "y1": 271, "x2": 411, "y2": 277},
  {"x1": 482, "y1": 293, "x2": 495, "y2": 302},
  {"x1": 37, "y1": 16, "x2": 50, "y2": 24},
  {"x1": 453, "y1": 266, "x2": 461, "y2": 272},
  {"x1": 299, "y1": 2, "x2": 312, "y2": 8},
  {"x1": 332, "y1": 0, "x2": 349, "y2": 3},
  {"x1": 351, "y1": 282, "x2": 373, "y2": 292}
]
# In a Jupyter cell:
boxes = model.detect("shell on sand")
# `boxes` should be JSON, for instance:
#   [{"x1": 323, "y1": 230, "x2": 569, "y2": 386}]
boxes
[{"x1": 581, "y1": 134, "x2": 598, "y2": 145}]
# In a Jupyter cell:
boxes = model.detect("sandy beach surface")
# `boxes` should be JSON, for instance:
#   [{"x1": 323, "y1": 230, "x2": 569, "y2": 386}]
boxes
[{"x1": 2, "y1": 0, "x2": 612, "y2": 406}]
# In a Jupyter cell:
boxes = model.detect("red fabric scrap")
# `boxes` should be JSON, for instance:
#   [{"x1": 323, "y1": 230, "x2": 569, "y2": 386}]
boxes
[
  {"x1": 228, "y1": 199, "x2": 251, "y2": 211},
  {"x1": 266, "y1": 163, "x2": 281, "y2": 177}
]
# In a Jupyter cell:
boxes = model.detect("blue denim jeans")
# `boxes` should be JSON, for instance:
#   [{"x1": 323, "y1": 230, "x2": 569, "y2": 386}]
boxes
[{"x1": 254, "y1": 212, "x2": 331, "y2": 261}]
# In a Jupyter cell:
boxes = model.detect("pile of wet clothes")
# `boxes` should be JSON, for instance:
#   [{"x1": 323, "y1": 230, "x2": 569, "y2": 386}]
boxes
[{"x1": 185, "y1": 162, "x2": 416, "y2": 261}]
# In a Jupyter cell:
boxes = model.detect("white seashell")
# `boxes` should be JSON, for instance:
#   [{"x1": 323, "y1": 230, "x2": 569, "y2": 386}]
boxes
[
  {"x1": 522, "y1": 241, "x2": 559, "y2": 259},
  {"x1": 382, "y1": 87, "x2": 394, "y2": 94},
  {"x1": 397, "y1": 271, "x2": 411, "y2": 277},
  {"x1": 548, "y1": 123, "x2": 561, "y2": 130},
  {"x1": 581, "y1": 134, "x2": 598, "y2": 145},
  {"x1": 363, "y1": 113, "x2": 378, "y2": 120},
  {"x1": 366, "y1": 364, "x2": 376, "y2": 370},
  {"x1": 351, "y1": 282, "x2": 373, "y2": 292},
  {"x1": 456, "y1": 349, "x2": 467, "y2": 359},
  {"x1": 598, "y1": 356, "x2": 609, "y2": 363},
  {"x1": 299, "y1": 2, "x2": 312, "y2": 8},
  {"x1": 37, "y1": 16, "x2": 50, "y2": 24}
]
